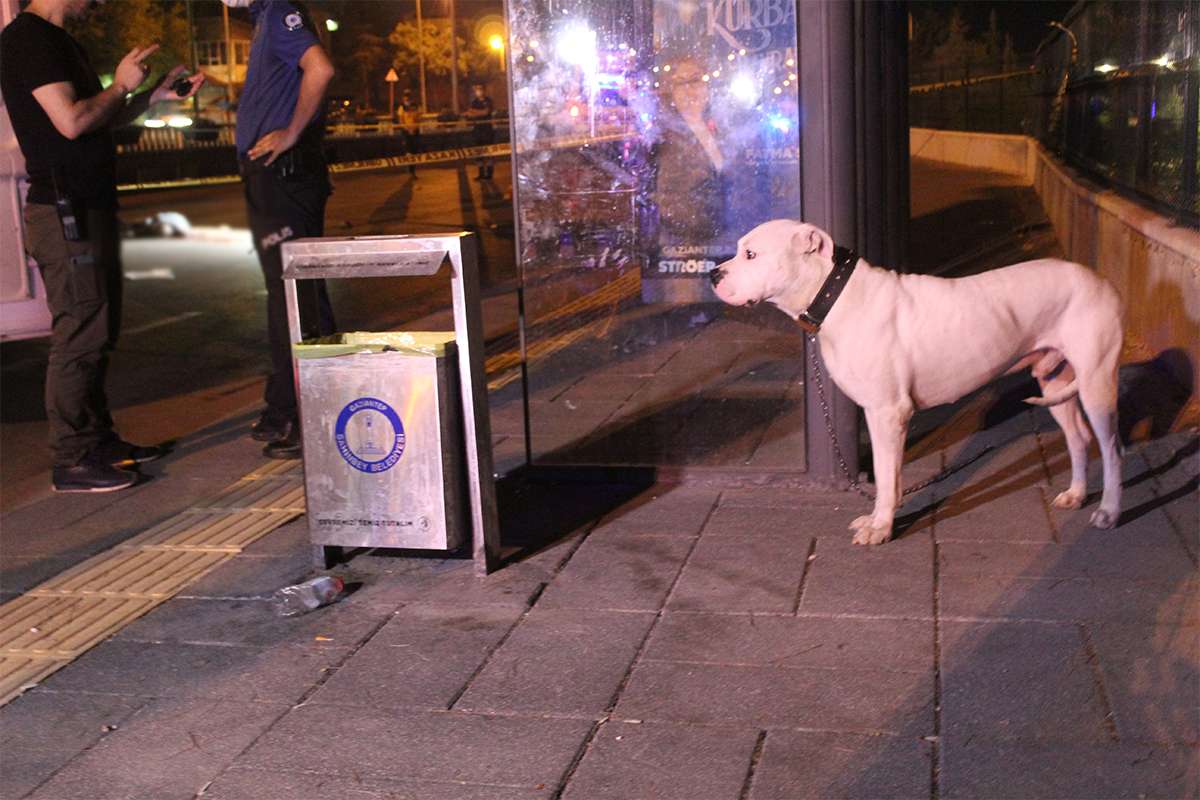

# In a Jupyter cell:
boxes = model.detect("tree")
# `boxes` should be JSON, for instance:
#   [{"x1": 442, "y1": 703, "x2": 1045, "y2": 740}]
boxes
[
  {"x1": 343, "y1": 32, "x2": 392, "y2": 108},
  {"x1": 67, "y1": 0, "x2": 189, "y2": 79},
  {"x1": 931, "y1": 9, "x2": 988, "y2": 69},
  {"x1": 388, "y1": 18, "x2": 498, "y2": 88}
]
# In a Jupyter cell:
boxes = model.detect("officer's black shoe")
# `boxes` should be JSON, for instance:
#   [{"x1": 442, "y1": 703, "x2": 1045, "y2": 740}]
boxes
[
  {"x1": 53, "y1": 457, "x2": 137, "y2": 493},
  {"x1": 251, "y1": 411, "x2": 292, "y2": 442},
  {"x1": 263, "y1": 422, "x2": 302, "y2": 460},
  {"x1": 91, "y1": 438, "x2": 167, "y2": 468}
]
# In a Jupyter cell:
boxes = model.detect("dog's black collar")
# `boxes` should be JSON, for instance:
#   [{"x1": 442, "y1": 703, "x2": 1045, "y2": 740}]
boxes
[{"x1": 797, "y1": 244, "x2": 858, "y2": 334}]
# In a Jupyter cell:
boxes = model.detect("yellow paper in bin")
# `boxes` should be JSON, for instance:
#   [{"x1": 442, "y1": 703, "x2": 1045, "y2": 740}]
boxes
[{"x1": 292, "y1": 331, "x2": 457, "y2": 359}]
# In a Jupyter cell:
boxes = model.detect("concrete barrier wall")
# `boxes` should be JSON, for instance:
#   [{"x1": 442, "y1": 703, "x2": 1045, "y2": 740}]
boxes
[
  {"x1": 912, "y1": 128, "x2": 1200, "y2": 426},
  {"x1": 909, "y1": 127, "x2": 1035, "y2": 182}
]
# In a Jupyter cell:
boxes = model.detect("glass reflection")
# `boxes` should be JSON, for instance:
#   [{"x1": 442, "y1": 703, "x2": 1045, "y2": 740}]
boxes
[{"x1": 507, "y1": 0, "x2": 805, "y2": 469}]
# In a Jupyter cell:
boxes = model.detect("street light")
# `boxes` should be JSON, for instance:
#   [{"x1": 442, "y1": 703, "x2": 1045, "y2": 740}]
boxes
[
  {"x1": 325, "y1": 18, "x2": 339, "y2": 32},
  {"x1": 488, "y1": 33, "x2": 505, "y2": 72}
]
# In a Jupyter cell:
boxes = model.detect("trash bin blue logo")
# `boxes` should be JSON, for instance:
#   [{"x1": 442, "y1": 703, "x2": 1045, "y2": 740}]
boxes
[{"x1": 335, "y1": 397, "x2": 406, "y2": 473}]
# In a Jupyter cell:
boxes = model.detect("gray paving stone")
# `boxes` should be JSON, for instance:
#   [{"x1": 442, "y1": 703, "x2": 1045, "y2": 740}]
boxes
[
  {"x1": 925, "y1": 438, "x2": 1044, "y2": 506},
  {"x1": 940, "y1": 738, "x2": 1198, "y2": 799},
  {"x1": 702, "y1": 505, "x2": 822, "y2": 537},
  {"x1": 455, "y1": 607, "x2": 655, "y2": 715},
  {"x1": 940, "y1": 621, "x2": 1113, "y2": 742},
  {"x1": 1055, "y1": 501, "x2": 1195, "y2": 550},
  {"x1": 0, "y1": 690, "x2": 145, "y2": 754},
  {"x1": 0, "y1": 553, "x2": 78, "y2": 596},
  {"x1": 1087, "y1": 622, "x2": 1200, "y2": 664},
  {"x1": 202, "y1": 767, "x2": 553, "y2": 800},
  {"x1": 939, "y1": 574, "x2": 1199, "y2": 625},
  {"x1": 41, "y1": 640, "x2": 344, "y2": 704},
  {"x1": 0, "y1": 745, "x2": 79, "y2": 800},
  {"x1": 179, "y1": 552, "x2": 314, "y2": 599},
  {"x1": 614, "y1": 661, "x2": 933, "y2": 735},
  {"x1": 935, "y1": 485, "x2": 1055, "y2": 542},
  {"x1": 29, "y1": 698, "x2": 288, "y2": 800},
  {"x1": 113, "y1": 596, "x2": 395, "y2": 649},
  {"x1": 237, "y1": 705, "x2": 593, "y2": 788},
  {"x1": 667, "y1": 535, "x2": 811, "y2": 614},
  {"x1": 308, "y1": 605, "x2": 523, "y2": 710},
  {"x1": 799, "y1": 532, "x2": 933, "y2": 618},
  {"x1": 537, "y1": 534, "x2": 693, "y2": 611},
  {"x1": 644, "y1": 613, "x2": 931, "y2": 673},
  {"x1": 348, "y1": 557, "x2": 550, "y2": 608},
  {"x1": 718, "y1": 488, "x2": 870, "y2": 512},
  {"x1": 1089, "y1": 623, "x2": 1199, "y2": 744},
  {"x1": 562, "y1": 720, "x2": 758, "y2": 800},
  {"x1": 750, "y1": 730, "x2": 932, "y2": 800},
  {"x1": 1101, "y1": 655, "x2": 1199, "y2": 744},
  {"x1": 591, "y1": 485, "x2": 720, "y2": 536},
  {"x1": 237, "y1": 516, "x2": 310, "y2": 556},
  {"x1": 938, "y1": 537, "x2": 1199, "y2": 582}
]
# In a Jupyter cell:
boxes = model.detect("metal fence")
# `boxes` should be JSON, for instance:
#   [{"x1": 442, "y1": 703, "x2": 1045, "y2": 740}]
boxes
[
  {"x1": 909, "y1": 61, "x2": 1038, "y2": 135},
  {"x1": 115, "y1": 117, "x2": 510, "y2": 154},
  {"x1": 1031, "y1": 0, "x2": 1198, "y2": 221},
  {"x1": 911, "y1": 1, "x2": 1198, "y2": 222}
]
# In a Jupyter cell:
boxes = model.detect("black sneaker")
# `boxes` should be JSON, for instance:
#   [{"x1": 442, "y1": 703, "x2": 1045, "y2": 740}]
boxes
[
  {"x1": 262, "y1": 422, "x2": 302, "y2": 460},
  {"x1": 251, "y1": 412, "x2": 292, "y2": 442},
  {"x1": 91, "y1": 438, "x2": 167, "y2": 468},
  {"x1": 53, "y1": 458, "x2": 137, "y2": 493}
]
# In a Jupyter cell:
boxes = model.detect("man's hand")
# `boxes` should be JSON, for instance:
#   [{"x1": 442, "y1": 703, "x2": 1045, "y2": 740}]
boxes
[
  {"x1": 248, "y1": 128, "x2": 299, "y2": 166},
  {"x1": 150, "y1": 65, "x2": 206, "y2": 104},
  {"x1": 114, "y1": 45, "x2": 159, "y2": 94}
]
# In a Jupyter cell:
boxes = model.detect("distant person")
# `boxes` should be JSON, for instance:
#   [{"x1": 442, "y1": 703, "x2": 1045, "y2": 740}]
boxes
[
  {"x1": 464, "y1": 82, "x2": 495, "y2": 179},
  {"x1": 398, "y1": 87, "x2": 420, "y2": 177},
  {"x1": 0, "y1": 0, "x2": 203, "y2": 492},
  {"x1": 227, "y1": 0, "x2": 336, "y2": 459}
]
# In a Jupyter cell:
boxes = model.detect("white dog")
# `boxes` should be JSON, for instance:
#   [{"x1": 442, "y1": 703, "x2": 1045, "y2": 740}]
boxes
[{"x1": 710, "y1": 219, "x2": 1123, "y2": 545}]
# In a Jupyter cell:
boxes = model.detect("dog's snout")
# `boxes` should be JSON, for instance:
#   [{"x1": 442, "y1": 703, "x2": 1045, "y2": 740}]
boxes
[{"x1": 709, "y1": 267, "x2": 725, "y2": 287}]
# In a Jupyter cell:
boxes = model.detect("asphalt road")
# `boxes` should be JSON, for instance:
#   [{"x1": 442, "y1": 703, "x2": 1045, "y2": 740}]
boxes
[{"x1": 0, "y1": 160, "x2": 516, "y2": 507}]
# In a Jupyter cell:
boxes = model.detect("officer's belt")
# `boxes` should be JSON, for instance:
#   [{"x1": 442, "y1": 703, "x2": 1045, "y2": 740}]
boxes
[{"x1": 238, "y1": 146, "x2": 324, "y2": 178}]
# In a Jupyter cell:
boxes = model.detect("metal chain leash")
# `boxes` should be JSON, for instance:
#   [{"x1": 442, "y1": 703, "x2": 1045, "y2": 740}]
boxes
[{"x1": 806, "y1": 335, "x2": 993, "y2": 501}]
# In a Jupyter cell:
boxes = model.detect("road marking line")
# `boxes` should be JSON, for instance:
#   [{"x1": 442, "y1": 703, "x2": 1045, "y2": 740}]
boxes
[
  {"x1": 124, "y1": 268, "x2": 176, "y2": 281},
  {"x1": 122, "y1": 311, "x2": 202, "y2": 336},
  {"x1": 0, "y1": 461, "x2": 303, "y2": 706}
]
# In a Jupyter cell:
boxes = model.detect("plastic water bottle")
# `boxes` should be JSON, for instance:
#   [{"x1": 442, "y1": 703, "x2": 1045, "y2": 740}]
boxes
[{"x1": 271, "y1": 576, "x2": 344, "y2": 617}]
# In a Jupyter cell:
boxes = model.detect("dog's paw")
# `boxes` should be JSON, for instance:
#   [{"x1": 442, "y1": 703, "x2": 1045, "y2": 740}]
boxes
[
  {"x1": 849, "y1": 515, "x2": 893, "y2": 546},
  {"x1": 1052, "y1": 488, "x2": 1085, "y2": 510},
  {"x1": 1089, "y1": 508, "x2": 1118, "y2": 529}
]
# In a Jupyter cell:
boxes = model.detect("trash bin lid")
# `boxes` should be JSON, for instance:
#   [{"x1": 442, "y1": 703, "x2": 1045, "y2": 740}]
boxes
[{"x1": 293, "y1": 331, "x2": 457, "y2": 358}]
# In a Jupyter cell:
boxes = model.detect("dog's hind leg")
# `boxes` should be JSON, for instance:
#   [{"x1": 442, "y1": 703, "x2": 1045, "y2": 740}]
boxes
[
  {"x1": 851, "y1": 402, "x2": 913, "y2": 545},
  {"x1": 1077, "y1": 364, "x2": 1122, "y2": 529},
  {"x1": 1039, "y1": 364, "x2": 1092, "y2": 509}
]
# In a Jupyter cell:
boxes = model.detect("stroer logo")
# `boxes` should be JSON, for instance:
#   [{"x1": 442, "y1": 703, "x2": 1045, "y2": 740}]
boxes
[
  {"x1": 334, "y1": 397, "x2": 406, "y2": 473},
  {"x1": 658, "y1": 259, "x2": 717, "y2": 274}
]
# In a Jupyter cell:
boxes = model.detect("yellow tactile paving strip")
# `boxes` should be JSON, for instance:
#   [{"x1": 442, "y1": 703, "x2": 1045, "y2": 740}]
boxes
[{"x1": 0, "y1": 461, "x2": 304, "y2": 706}]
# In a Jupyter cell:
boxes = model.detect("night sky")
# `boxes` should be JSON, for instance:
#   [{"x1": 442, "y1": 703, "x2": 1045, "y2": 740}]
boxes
[{"x1": 910, "y1": 1, "x2": 1081, "y2": 52}]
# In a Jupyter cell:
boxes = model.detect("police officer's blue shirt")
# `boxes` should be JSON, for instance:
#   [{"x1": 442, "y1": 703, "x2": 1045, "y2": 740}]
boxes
[{"x1": 235, "y1": 0, "x2": 322, "y2": 155}]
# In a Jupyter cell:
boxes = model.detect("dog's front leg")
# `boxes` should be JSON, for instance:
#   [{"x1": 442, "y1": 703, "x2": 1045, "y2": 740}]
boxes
[{"x1": 850, "y1": 403, "x2": 913, "y2": 545}]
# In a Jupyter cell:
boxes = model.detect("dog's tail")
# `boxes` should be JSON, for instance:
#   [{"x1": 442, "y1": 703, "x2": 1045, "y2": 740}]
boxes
[{"x1": 1023, "y1": 380, "x2": 1079, "y2": 407}]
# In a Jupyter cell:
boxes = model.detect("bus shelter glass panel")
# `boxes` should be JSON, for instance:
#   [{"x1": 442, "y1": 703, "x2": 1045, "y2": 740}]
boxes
[{"x1": 506, "y1": 0, "x2": 804, "y2": 469}]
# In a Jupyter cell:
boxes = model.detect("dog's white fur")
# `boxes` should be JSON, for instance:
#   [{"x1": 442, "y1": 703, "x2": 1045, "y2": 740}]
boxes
[{"x1": 711, "y1": 219, "x2": 1123, "y2": 545}]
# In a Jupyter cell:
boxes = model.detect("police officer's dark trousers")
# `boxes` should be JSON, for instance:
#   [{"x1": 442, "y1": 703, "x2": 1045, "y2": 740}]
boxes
[
  {"x1": 241, "y1": 152, "x2": 335, "y2": 422},
  {"x1": 22, "y1": 202, "x2": 121, "y2": 466}
]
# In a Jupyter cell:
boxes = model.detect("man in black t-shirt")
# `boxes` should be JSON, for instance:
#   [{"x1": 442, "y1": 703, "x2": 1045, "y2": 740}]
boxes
[{"x1": 0, "y1": 0, "x2": 203, "y2": 493}]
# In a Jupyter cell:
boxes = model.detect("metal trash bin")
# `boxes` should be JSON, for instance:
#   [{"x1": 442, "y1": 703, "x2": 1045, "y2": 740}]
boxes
[{"x1": 294, "y1": 331, "x2": 466, "y2": 552}]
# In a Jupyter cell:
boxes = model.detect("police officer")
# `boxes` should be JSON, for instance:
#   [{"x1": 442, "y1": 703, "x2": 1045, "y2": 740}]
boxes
[
  {"x1": 224, "y1": 0, "x2": 336, "y2": 459},
  {"x1": 464, "y1": 82, "x2": 495, "y2": 179},
  {"x1": 0, "y1": 0, "x2": 203, "y2": 492}
]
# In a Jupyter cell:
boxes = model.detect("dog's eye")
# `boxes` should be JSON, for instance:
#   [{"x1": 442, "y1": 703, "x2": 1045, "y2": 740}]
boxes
[{"x1": 745, "y1": 249, "x2": 756, "y2": 260}]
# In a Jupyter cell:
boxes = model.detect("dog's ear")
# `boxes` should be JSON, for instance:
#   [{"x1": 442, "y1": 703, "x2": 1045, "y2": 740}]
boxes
[{"x1": 792, "y1": 224, "x2": 832, "y2": 259}]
